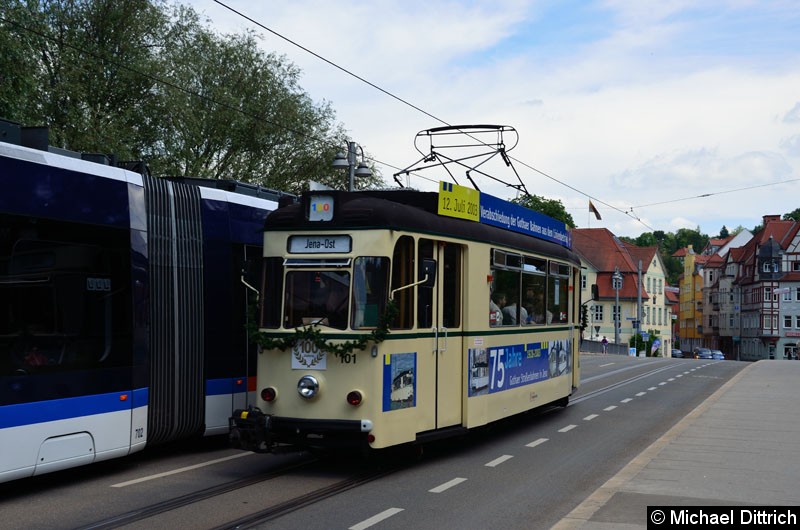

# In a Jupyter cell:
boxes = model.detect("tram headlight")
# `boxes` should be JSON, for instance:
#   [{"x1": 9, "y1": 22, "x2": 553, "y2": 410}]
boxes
[
  {"x1": 297, "y1": 375, "x2": 320, "y2": 399},
  {"x1": 261, "y1": 386, "x2": 277, "y2": 402},
  {"x1": 346, "y1": 390, "x2": 363, "y2": 406}
]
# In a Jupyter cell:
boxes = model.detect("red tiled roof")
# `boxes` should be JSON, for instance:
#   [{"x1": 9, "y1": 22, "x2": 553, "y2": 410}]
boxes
[
  {"x1": 623, "y1": 243, "x2": 658, "y2": 271},
  {"x1": 572, "y1": 228, "x2": 649, "y2": 301},
  {"x1": 571, "y1": 228, "x2": 636, "y2": 272}
]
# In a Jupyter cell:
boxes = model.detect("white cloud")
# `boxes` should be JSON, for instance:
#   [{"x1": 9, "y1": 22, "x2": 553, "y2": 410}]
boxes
[{"x1": 186, "y1": 0, "x2": 800, "y2": 237}]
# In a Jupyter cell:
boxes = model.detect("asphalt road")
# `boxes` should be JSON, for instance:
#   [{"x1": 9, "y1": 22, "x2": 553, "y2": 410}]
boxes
[{"x1": 0, "y1": 354, "x2": 746, "y2": 530}]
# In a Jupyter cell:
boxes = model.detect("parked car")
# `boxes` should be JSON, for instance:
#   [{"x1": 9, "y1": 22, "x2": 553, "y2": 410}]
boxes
[
  {"x1": 694, "y1": 348, "x2": 713, "y2": 359},
  {"x1": 671, "y1": 349, "x2": 684, "y2": 358},
  {"x1": 711, "y1": 349, "x2": 725, "y2": 360}
]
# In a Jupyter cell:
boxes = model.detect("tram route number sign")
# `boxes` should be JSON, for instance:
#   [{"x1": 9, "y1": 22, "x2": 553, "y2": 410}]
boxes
[{"x1": 438, "y1": 181, "x2": 480, "y2": 222}]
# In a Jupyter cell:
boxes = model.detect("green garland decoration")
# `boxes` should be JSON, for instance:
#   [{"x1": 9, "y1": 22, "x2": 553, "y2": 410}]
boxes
[{"x1": 249, "y1": 299, "x2": 398, "y2": 358}]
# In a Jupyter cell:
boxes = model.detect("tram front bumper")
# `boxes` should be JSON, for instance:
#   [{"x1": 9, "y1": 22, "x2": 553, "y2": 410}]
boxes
[{"x1": 229, "y1": 407, "x2": 374, "y2": 453}]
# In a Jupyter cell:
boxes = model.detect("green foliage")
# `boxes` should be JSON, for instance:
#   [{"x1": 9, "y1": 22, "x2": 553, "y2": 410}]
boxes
[
  {"x1": 0, "y1": 0, "x2": 381, "y2": 192},
  {"x1": 580, "y1": 303, "x2": 588, "y2": 336},
  {"x1": 783, "y1": 208, "x2": 800, "y2": 222},
  {"x1": 511, "y1": 194, "x2": 575, "y2": 227},
  {"x1": 251, "y1": 300, "x2": 398, "y2": 357}
]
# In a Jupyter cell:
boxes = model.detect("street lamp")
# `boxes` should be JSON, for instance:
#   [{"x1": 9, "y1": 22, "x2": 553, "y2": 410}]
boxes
[
  {"x1": 332, "y1": 141, "x2": 372, "y2": 191},
  {"x1": 612, "y1": 267, "x2": 623, "y2": 346}
]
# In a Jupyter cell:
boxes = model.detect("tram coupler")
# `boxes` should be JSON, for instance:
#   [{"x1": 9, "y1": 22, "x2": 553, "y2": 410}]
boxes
[{"x1": 229, "y1": 407, "x2": 274, "y2": 453}]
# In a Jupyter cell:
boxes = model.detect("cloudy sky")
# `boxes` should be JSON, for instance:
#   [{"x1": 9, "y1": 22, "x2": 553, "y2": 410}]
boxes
[{"x1": 188, "y1": 0, "x2": 800, "y2": 238}]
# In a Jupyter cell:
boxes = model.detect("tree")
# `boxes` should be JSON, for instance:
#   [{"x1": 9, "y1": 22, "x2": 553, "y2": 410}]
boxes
[
  {"x1": 511, "y1": 194, "x2": 575, "y2": 227},
  {"x1": 719, "y1": 225, "x2": 729, "y2": 238},
  {"x1": 784, "y1": 208, "x2": 800, "y2": 222},
  {"x1": 0, "y1": 1, "x2": 380, "y2": 193}
]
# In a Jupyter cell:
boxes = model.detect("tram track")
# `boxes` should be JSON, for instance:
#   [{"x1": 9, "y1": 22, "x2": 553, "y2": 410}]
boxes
[
  {"x1": 570, "y1": 360, "x2": 690, "y2": 405},
  {"x1": 77, "y1": 457, "x2": 320, "y2": 530},
  {"x1": 77, "y1": 453, "x2": 406, "y2": 530},
  {"x1": 213, "y1": 464, "x2": 402, "y2": 530}
]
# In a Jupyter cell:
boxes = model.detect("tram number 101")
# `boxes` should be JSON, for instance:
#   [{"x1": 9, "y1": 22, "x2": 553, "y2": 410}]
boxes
[{"x1": 340, "y1": 353, "x2": 357, "y2": 364}]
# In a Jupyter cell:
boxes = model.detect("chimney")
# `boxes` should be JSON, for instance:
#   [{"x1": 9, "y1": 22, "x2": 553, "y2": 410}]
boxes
[{"x1": 763, "y1": 215, "x2": 781, "y2": 225}]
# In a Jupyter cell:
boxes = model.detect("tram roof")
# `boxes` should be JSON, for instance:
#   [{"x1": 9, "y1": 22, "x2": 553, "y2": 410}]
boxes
[{"x1": 264, "y1": 189, "x2": 580, "y2": 265}]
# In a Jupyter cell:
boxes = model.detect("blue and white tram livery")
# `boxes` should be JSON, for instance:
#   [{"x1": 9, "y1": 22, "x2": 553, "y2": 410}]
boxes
[
  {"x1": 231, "y1": 184, "x2": 581, "y2": 454},
  {"x1": 0, "y1": 119, "x2": 288, "y2": 483}
]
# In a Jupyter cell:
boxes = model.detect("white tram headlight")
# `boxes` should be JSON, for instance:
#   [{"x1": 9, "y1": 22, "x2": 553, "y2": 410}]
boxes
[{"x1": 297, "y1": 375, "x2": 320, "y2": 399}]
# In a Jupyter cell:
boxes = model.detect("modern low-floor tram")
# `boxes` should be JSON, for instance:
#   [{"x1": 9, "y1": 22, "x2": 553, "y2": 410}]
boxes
[{"x1": 0, "y1": 119, "x2": 287, "y2": 483}]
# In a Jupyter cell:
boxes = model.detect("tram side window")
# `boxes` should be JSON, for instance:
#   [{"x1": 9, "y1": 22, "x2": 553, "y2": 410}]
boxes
[
  {"x1": 260, "y1": 257, "x2": 283, "y2": 328},
  {"x1": 352, "y1": 257, "x2": 389, "y2": 329},
  {"x1": 441, "y1": 244, "x2": 461, "y2": 328},
  {"x1": 0, "y1": 227, "x2": 132, "y2": 375},
  {"x1": 548, "y1": 262, "x2": 571, "y2": 324},
  {"x1": 522, "y1": 272, "x2": 548, "y2": 325},
  {"x1": 491, "y1": 250, "x2": 522, "y2": 326},
  {"x1": 391, "y1": 236, "x2": 414, "y2": 329},
  {"x1": 418, "y1": 239, "x2": 435, "y2": 329}
]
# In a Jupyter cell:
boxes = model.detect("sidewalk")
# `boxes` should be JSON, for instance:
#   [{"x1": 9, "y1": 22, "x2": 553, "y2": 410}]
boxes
[{"x1": 554, "y1": 360, "x2": 800, "y2": 529}]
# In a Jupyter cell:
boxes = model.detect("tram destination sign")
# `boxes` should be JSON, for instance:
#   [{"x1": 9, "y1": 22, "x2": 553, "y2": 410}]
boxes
[
  {"x1": 288, "y1": 234, "x2": 351, "y2": 253},
  {"x1": 437, "y1": 181, "x2": 571, "y2": 249}
]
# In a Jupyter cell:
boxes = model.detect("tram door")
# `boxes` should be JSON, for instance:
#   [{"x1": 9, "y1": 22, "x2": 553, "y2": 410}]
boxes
[{"x1": 419, "y1": 239, "x2": 463, "y2": 429}]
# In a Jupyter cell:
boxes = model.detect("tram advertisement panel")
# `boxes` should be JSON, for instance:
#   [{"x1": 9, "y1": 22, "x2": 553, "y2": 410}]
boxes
[
  {"x1": 468, "y1": 340, "x2": 572, "y2": 396},
  {"x1": 479, "y1": 193, "x2": 572, "y2": 249},
  {"x1": 382, "y1": 353, "x2": 417, "y2": 411}
]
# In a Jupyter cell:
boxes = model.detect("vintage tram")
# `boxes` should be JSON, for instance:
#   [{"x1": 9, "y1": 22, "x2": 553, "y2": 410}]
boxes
[{"x1": 231, "y1": 184, "x2": 581, "y2": 453}]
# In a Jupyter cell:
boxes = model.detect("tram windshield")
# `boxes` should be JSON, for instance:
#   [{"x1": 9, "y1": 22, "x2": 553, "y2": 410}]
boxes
[
  {"x1": 285, "y1": 270, "x2": 351, "y2": 330},
  {"x1": 276, "y1": 257, "x2": 390, "y2": 331}
]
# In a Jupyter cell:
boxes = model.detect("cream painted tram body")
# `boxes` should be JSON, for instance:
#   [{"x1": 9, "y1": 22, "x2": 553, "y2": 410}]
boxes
[{"x1": 230, "y1": 188, "x2": 581, "y2": 453}]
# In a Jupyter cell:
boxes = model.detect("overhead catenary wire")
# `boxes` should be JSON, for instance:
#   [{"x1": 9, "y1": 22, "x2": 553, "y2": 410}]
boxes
[
  {"x1": 206, "y1": 0, "x2": 693, "y2": 232},
  {"x1": 0, "y1": 12, "x2": 423, "y2": 183}
]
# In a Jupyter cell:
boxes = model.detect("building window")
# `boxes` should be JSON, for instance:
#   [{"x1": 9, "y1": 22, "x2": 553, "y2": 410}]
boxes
[
  {"x1": 793, "y1": 262, "x2": 800, "y2": 272},
  {"x1": 785, "y1": 315, "x2": 793, "y2": 329},
  {"x1": 612, "y1": 305, "x2": 620, "y2": 324},
  {"x1": 581, "y1": 273, "x2": 587, "y2": 290},
  {"x1": 796, "y1": 315, "x2": 800, "y2": 328},
  {"x1": 764, "y1": 314, "x2": 771, "y2": 330},
  {"x1": 592, "y1": 304, "x2": 603, "y2": 322}
]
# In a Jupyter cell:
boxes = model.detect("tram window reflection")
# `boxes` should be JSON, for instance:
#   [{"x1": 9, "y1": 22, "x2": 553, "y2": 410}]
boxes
[
  {"x1": 548, "y1": 262, "x2": 571, "y2": 324},
  {"x1": 0, "y1": 231, "x2": 132, "y2": 375},
  {"x1": 284, "y1": 270, "x2": 351, "y2": 330},
  {"x1": 418, "y1": 239, "x2": 435, "y2": 329},
  {"x1": 352, "y1": 257, "x2": 389, "y2": 329}
]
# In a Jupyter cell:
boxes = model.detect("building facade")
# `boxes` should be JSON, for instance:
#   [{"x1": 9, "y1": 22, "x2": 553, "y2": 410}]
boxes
[
  {"x1": 573, "y1": 228, "x2": 672, "y2": 355},
  {"x1": 695, "y1": 216, "x2": 800, "y2": 360}
]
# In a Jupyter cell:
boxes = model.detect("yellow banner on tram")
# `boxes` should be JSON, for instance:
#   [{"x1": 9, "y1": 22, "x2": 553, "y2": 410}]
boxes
[{"x1": 437, "y1": 181, "x2": 480, "y2": 221}]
